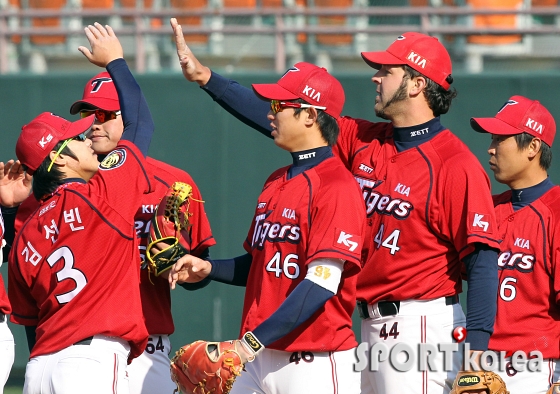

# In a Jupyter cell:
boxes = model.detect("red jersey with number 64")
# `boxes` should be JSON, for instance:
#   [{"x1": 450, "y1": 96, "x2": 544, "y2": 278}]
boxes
[
  {"x1": 9, "y1": 141, "x2": 151, "y2": 360},
  {"x1": 489, "y1": 187, "x2": 560, "y2": 359},
  {"x1": 334, "y1": 118, "x2": 500, "y2": 303},
  {"x1": 241, "y1": 157, "x2": 366, "y2": 352},
  {"x1": 135, "y1": 157, "x2": 215, "y2": 335}
]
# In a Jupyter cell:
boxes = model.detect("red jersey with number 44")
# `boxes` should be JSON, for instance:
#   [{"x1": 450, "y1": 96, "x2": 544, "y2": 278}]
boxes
[
  {"x1": 0, "y1": 212, "x2": 10, "y2": 315},
  {"x1": 334, "y1": 118, "x2": 500, "y2": 303},
  {"x1": 489, "y1": 187, "x2": 560, "y2": 359},
  {"x1": 241, "y1": 157, "x2": 366, "y2": 352},
  {"x1": 135, "y1": 157, "x2": 215, "y2": 335},
  {"x1": 9, "y1": 141, "x2": 152, "y2": 360}
]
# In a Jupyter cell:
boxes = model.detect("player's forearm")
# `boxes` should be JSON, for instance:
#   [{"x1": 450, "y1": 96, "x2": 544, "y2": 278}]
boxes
[
  {"x1": 201, "y1": 71, "x2": 272, "y2": 138},
  {"x1": 206, "y1": 253, "x2": 253, "y2": 286},
  {"x1": 106, "y1": 58, "x2": 154, "y2": 157},
  {"x1": 252, "y1": 279, "x2": 334, "y2": 346},
  {"x1": 463, "y1": 244, "x2": 499, "y2": 350}
]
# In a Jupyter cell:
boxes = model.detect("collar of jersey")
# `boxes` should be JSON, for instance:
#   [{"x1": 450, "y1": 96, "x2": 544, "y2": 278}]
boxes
[
  {"x1": 287, "y1": 146, "x2": 333, "y2": 180},
  {"x1": 511, "y1": 177, "x2": 554, "y2": 210}
]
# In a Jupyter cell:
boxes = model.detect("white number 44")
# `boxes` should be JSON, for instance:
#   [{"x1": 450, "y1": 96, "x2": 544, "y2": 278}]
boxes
[{"x1": 374, "y1": 224, "x2": 401, "y2": 255}]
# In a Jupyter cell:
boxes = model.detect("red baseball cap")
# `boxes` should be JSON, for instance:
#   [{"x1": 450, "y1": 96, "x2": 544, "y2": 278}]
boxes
[
  {"x1": 471, "y1": 95, "x2": 556, "y2": 147},
  {"x1": 252, "y1": 62, "x2": 345, "y2": 118},
  {"x1": 361, "y1": 32, "x2": 453, "y2": 90},
  {"x1": 69, "y1": 71, "x2": 120, "y2": 114},
  {"x1": 16, "y1": 112, "x2": 95, "y2": 173}
]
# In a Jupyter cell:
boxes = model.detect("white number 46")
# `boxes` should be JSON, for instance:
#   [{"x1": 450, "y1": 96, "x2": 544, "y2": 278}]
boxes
[{"x1": 265, "y1": 252, "x2": 300, "y2": 279}]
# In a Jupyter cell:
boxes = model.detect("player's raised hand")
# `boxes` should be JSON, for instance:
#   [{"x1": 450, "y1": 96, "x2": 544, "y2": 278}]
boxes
[
  {"x1": 168, "y1": 254, "x2": 212, "y2": 289},
  {"x1": 170, "y1": 17, "x2": 211, "y2": 86},
  {"x1": 0, "y1": 160, "x2": 32, "y2": 207},
  {"x1": 79, "y1": 23, "x2": 124, "y2": 68}
]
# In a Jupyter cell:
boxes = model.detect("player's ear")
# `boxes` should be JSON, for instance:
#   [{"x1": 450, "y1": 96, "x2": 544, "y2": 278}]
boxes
[
  {"x1": 303, "y1": 107, "x2": 319, "y2": 126},
  {"x1": 527, "y1": 137, "x2": 542, "y2": 159},
  {"x1": 409, "y1": 75, "x2": 427, "y2": 97}
]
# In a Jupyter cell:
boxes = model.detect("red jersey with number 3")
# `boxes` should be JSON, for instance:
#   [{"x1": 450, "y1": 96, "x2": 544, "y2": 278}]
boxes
[
  {"x1": 489, "y1": 187, "x2": 560, "y2": 359},
  {"x1": 240, "y1": 157, "x2": 366, "y2": 352},
  {"x1": 9, "y1": 141, "x2": 152, "y2": 360},
  {"x1": 0, "y1": 212, "x2": 10, "y2": 315},
  {"x1": 135, "y1": 157, "x2": 215, "y2": 335},
  {"x1": 334, "y1": 118, "x2": 500, "y2": 303}
]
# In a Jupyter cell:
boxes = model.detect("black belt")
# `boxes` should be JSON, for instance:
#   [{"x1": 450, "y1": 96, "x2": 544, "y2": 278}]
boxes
[
  {"x1": 0, "y1": 313, "x2": 5, "y2": 323},
  {"x1": 73, "y1": 336, "x2": 93, "y2": 346},
  {"x1": 357, "y1": 295, "x2": 459, "y2": 320}
]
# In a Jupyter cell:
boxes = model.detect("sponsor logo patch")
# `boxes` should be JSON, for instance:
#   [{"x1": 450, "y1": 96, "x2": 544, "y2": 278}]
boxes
[
  {"x1": 457, "y1": 375, "x2": 480, "y2": 386},
  {"x1": 99, "y1": 148, "x2": 126, "y2": 170},
  {"x1": 468, "y1": 212, "x2": 492, "y2": 233},
  {"x1": 334, "y1": 228, "x2": 360, "y2": 252}
]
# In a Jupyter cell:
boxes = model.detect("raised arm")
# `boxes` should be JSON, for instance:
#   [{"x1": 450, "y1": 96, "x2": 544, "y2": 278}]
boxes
[
  {"x1": 79, "y1": 23, "x2": 154, "y2": 156},
  {"x1": 170, "y1": 18, "x2": 272, "y2": 138}
]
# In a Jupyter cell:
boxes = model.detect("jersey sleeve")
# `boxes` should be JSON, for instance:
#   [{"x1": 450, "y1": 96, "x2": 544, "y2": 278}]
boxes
[
  {"x1": 438, "y1": 158, "x2": 499, "y2": 260},
  {"x1": 8, "y1": 246, "x2": 40, "y2": 325},
  {"x1": 552, "y1": 225, "x2": 560, "y2": 306},
  {"x1": 89, "y1": 140, "x2": 154, "y2": 221},
  {"x1": 305, "y1": 170, "x2": 366, "y2": 272}
]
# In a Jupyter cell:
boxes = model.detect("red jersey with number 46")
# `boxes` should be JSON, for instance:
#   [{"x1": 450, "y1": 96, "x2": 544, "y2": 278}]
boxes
[
  {"x1": 9, "y1": 141, "x2": 152, "y2": 360},
  {"x1": 135, "y1": 157, "x2": 215, "y2": 335},
  {"x1": 489, "y1": 187, "x2": 560, "y2": 359},
  {"x1": 0, "y1": 212, "x2": 10, "y2": 315},
  {"x1": 334, "y1": 118, "x2": 500, "y2": 303},
  {"x1": 241, "y1": 157, "x2": 366, "y2": 352}
]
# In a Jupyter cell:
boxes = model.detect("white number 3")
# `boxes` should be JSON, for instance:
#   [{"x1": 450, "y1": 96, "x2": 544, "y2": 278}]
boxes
[{"x1": 47, "y1": 246, "x2": 88, "y2": 304}]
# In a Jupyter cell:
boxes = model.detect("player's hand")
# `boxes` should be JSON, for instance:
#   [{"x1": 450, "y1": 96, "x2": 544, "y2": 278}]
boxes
[
  {"x1": 168, "y1": 254, "x2": 212, "y2": 289},
  {"x1": 0, "y1": 160, "x2": 32, "y2": 207},
  {"x1": 79, "y1": 23, "x2": 124, "y2": 67},
  {"x1": 170, "y1": 17, "x2": 211, "y2": 86}
]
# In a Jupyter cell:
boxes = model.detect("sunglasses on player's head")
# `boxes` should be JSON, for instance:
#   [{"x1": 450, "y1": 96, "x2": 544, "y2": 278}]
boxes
[
  {"x1": 47, "y1": 132, "x2": 89, "y2": 172},
  {"x1": 270, "y1": 100, "x2": 326, "y2": 115},
  {"x1": 79, "y1": 109, "x2": 121, "y2": 123}
]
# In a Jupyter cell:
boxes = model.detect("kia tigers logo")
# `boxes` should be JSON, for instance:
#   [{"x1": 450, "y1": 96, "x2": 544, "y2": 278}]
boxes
[
  {"x1": 497, "y1": 99, "x2": 518, "y2": 114},
  {"x1": 90, "y1": 77, "x2": 113, "y2": 93}
]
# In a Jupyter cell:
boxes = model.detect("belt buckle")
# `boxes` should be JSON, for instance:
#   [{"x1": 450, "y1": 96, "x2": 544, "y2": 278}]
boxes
[{"x1": 369, "y1": 303, "x2": 383, "y2": 319}]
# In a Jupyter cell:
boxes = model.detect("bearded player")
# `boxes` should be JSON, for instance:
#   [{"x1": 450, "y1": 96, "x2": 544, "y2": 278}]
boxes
[
  {"x1": 171, "y1": 19, "x2": 500, "y2": 393},
  {"x1": 68, "y1": 61, "x2": 215, "y2": 394},
  {"x1": 471, "y1": 96, "x2": 560, "y2": 394},
  {"x1": 168, "y1": 63, "x2": 366, "y2": 393}
]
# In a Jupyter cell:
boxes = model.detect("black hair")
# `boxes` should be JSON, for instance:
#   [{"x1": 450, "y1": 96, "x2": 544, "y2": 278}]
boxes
[
  {"x1": 292, "y1": 98, "x2": 339, "y2": 146},
  {"x1": 402, "y1": 65, "x2": 458, "y2": 117},
  {"x1": 31, "y1": 141, "x2": 78, "y2": 200},
  {"x1": 514, "y1": 132, "x2": 552, "y2": 170}
]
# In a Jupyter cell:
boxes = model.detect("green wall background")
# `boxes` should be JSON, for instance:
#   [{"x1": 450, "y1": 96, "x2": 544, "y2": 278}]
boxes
[{"x1": 2, "y1": 70, "x2": 560, "y2": 377}]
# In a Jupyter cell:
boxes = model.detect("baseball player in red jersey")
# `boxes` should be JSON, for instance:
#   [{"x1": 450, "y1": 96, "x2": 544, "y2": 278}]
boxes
[
  {"x1": 8, "y1": 24, "x2": 153, "y2": 394},
  {"x1": 0, "y1": 159, "x2": 32, "y2": 392},
  {"x1": 68, "y1": 70, "x2": 215, "y2": 394},
  {"x1": 167, "y1": 63, "x2": 366, "y2": 394},
  {"x1": 471, "y1": 96, "x2": 560, "y2": 394},
  {"x1": 170, "y1": 20, "x2": 501, "y2": 394}
]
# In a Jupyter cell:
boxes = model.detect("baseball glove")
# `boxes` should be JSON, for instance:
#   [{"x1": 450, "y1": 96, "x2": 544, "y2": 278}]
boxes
[
  {"x1": 170, "y1": 340, "x2": 244, "y2": 394},
  {"x1": 450, "y1": 371, "x2": 509, "y2": 394},
  {"x1": 145, "y1": 182, "x2": 200, "y2": 276},
  {"x1": 548, "y1": 383, "x2": 560, "y2": 394}
]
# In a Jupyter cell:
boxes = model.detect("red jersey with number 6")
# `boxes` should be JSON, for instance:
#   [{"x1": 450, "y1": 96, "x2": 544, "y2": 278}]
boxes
[
  {"x1": 241, "y1": 157, "x2": 366, "y2": 352},
  {"x1": 334, "y1": 118, "x2": 500, "y2": 303},
  {"x1": 0, "y1": 212, "x2": 10, "y2": 315},
  {"x1": 9, "y1": 141, "x2": 152, "y2": 360},
  {"x1": 135, "y1": 157, "x2": 215, "y2": 335},
  {"x1": 489, "y1": 187, "x2": 560, "y2": 359}
]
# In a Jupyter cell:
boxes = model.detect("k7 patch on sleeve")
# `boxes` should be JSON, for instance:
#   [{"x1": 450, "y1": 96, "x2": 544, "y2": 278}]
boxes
[
  {"x1": 468, "y1": 211, "x2": 493, "y2": 233},
  {"x1": 334, "y1": 227, "x2": 361, "y2": 253}
]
